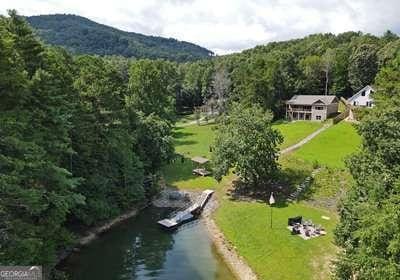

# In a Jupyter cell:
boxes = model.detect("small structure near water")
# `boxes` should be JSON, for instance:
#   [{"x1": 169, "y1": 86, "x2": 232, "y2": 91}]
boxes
[
  {"x1": 157, "y1": 189, "x2": 215, "y2": 230},
  {"x1": 191, "y1": 156, "x2": 212, "y2": 176}
]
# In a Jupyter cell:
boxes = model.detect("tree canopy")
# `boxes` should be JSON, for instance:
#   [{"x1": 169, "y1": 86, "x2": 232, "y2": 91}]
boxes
[
  {"x1": 0, "y1": 12, "x2": 175, "y2": 275},
  {"x1": 212, "y1": 103, "x2": 283, "y2": 187},
  {"x1": 334, "y1": 51, "x2": 400, "y2": 280}
]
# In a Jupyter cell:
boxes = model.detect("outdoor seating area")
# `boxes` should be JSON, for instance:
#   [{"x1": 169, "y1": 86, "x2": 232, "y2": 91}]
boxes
[
  {"x1": 191, "y1": 156, "x2": 211, "y2": 177},
  {"x1": 287, "y1": 216, "x2": 326, "y2": 240},
  {"x1": 192, "y1": 168, "x2": 211, "y2": 176}
]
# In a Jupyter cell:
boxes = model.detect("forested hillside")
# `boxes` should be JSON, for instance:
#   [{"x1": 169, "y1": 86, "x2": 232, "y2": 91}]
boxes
[
  {"x1": 176, "y1": 30, "x2": 400, "y2": 117},
  {"x1": 2, "y1": 8, "x2": 400, "y2": 279},
  {"x1": 26, "y1": 14, "x2": 213, "y2": 62},
  {"x1": 334, "y1": 48, "x2": 400, "y2": 279},
  {"x1": 0, "y1": 11, "x2": 176, "y2": 275}
]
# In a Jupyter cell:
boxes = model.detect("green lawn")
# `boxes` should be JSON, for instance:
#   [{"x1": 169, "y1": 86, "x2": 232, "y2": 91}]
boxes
[
  {"x1": 162, "y1": 123, "x2": 218, "y2": 190},
  {"x1": 161, "y1": 118, "x2": 356, "y2": 279},
  {"x1": 279, "y1": 155, "x2": 354, "y2": 207},
  {"x1": 163, "y1": 120, "x2": 326, "y2": 190},
  {"x1": 173, "y1": 123, "x2": 216, "y2": 158},
  {"x1": 215, "y1": 199, "x2": 338, "y2": 280},
  {"x1": 292, "y1": 122, "x2": 361, "y2": 168},
  {"x1": 273, "y1": 121, "x2": 324, "y2": 149}
]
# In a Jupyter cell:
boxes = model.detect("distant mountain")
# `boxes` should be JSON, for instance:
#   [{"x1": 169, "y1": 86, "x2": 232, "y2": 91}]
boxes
[{"x1": 26, "y1": 14, "x2": 213, "y2": 62}]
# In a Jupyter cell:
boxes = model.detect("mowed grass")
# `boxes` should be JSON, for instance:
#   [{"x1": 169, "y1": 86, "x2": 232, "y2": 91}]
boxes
[
  {"x1": 173, "y1": 123, "x2": 216, "y2": 158},
  {"x1": 163, "y1": 120, "x2": 325, "y2": 190},
  {"x1": 279, "y1": 155, "x2": 354, "y2": 207},
  {"x1": 162, "y1": 123, "x2": 218, "y2": 190},
  {"x1": 161, "y1": 118, "x2": 354, "y2": 279},
  {"x1": 273, "y1": 121, "x2": 324, "y2": 149},
  {"x1": 292, "y1": 122, "x2": 361, "y2": 168},
  {"x1": 215, "y1": 199, "x2": 338, "y2": 280}
]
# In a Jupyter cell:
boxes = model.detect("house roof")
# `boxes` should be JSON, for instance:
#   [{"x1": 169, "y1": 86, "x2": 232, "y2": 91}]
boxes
[
  {"x1": 347, "y1": 85, "x2": 374, "y2": 102},
  {"x1": 286, "y1": 95, "x2": 338, "y2": 105}
]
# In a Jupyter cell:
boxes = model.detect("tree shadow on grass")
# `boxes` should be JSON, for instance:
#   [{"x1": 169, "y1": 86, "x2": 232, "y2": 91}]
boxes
[
  {"x1": 174, "y1": 140, "x2": 198, "y2": 147},
  {"x1": 172, "y1": 128, "x2": 194, "y2": 139},
  {"x1": 225, "y1": 179, "x2": 289, "y2": 208},
  {"x1": 278, "y1": 167, "x2": 311, "y2": 195},
  {"x1": 162, "y1": 157, "x2": 215, "y2": 188}
]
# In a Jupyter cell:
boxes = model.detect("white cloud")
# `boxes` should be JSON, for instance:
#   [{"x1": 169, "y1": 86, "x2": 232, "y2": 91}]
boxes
[{"x1": 1, "y1": 0, "x2": 399, "y2": 54}]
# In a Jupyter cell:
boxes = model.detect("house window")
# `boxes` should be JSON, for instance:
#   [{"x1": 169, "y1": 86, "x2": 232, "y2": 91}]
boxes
[
  {"x1": 353, "y1": 101, "x2": 357, "y2": 106},
  {"x1": 315, "y1": 106, "x2": 324, "y2": 110},
  {"x1": 316, "y1": 116, "x2": 322, "y2": 120},
  {"x1": 361, "y1": 91, "x2": 366, "y2": 96}
]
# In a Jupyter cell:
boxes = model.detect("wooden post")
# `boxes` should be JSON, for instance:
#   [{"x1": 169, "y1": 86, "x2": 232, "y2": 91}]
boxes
[{"x1": 270, "y1": 205, "x2": 273, "y2": 229}]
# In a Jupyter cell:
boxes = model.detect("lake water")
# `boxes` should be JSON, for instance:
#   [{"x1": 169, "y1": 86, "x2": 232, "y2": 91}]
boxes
[{"x1": 62, "y1": 207, "x2": 235, "y2": 280}]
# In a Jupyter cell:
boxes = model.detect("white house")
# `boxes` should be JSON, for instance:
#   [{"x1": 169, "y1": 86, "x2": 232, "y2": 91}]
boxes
[{"x1": 347, "y1": 85, "x2": 374, "y2": 107}]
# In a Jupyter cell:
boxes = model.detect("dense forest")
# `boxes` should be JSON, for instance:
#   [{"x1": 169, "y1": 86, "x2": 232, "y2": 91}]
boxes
[
  {"x1": 1, "y1": 9, "x2": 400, "y2": 279},
  {"x1": 26, "y1": 14, "x2": 214, "y2": 62},
  {"x1": 0, "y1": 11, "x2": 176, "y2": 277},
  {"x1": 177, "y1": 29, "x2": 400, "y2": 118}
]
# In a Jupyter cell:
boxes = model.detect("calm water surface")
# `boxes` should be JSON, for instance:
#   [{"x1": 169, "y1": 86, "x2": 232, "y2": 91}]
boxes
[{"x1": 63, "y1": 207, "x2": 235, "y2": 280}]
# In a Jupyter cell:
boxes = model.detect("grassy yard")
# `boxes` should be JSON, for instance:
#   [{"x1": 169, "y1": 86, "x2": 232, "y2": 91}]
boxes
[
  {"x1": 162, "y1": 123, "x2": 218, "y2": 190},
  {"x1": 279, "y1": 155, "x2": 354, "y2": 209},
  {"x1": 163, "y1": 120, "x2": 326, "y2": 190},
  {"x1": 215, "y1": 199, "x2": 338, "y2": 280},
  {"x1": 292, "y1": 122, "x2": 361, "y2": 168},
  {"x1": 161, "y1": 118, "x2": 360, "y2": 279},
  {"x1": 173, "y1": 123, "x2": 216, "y2": 158},
  {"x1": 273, "y1": 121, "x2": 324, "y2": 149}
]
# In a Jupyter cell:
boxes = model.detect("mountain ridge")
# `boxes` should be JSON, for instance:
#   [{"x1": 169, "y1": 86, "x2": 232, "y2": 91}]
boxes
[{"x1": 26, "y1": 14, "x2": 214, "y2": 62}]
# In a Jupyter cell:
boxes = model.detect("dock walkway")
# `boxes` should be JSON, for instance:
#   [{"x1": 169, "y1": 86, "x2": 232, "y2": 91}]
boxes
[{"x1": 157, "y1": 189, "x2": 214, "y2": 229}]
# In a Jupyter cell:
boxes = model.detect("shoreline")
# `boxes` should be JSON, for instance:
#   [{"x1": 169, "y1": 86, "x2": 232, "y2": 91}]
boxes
[
  {"x1": 61, "y1": 188, "x2": 257, "y2": 280},
  {"x1": 154, "y1": 187, "x2": 258, "y2": 279},
  {"x1": 202, "y1": 196, "x2": 258, "y2": 280},
  {"x1": 58, "y1": 202, "x2": 150, "y2": 263}
]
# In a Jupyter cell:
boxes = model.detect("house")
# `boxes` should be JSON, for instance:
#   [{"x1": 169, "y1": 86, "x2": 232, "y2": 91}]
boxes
[
  {"x1": 285, "y1": 95, "x2": 339, "y2": 121},
  {"x1": 347, "y1": 85, "x2": 374, "y2": 107}
]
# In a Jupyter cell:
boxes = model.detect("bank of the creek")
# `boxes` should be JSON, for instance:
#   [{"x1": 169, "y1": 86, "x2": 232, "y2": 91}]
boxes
[{"x1": 61, "y1": 206, "x2": 236, "y2": 280}]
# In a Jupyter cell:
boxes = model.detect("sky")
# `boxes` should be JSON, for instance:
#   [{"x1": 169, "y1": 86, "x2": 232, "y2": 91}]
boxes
[{"x1": 1, "y1": 0, "x2": 399, "y2": 55}]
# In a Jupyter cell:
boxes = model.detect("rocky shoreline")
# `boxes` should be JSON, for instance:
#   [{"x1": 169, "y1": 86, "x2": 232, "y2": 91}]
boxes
[
  {"x1": 62, "y1": 188, "x2": 257, "y2": 280},
  {"x1": 153, "y1": 188, "x2": 258, "y2": 280}
]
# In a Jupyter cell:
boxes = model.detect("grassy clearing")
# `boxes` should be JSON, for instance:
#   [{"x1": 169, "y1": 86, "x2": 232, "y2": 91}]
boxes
[
  {"x1": 173, "y1": 123, "x2": 216, "y2": 158},
  {"x1": 161, "y1": 118, "x2": 357, "y2": 279},
  {"x1": 175, "y1": 113, "x2": 215, "y2": 126},
  {"x1": 307, "y1": 167, "x2": 354, "y2": 200},
  {"x1": 163, "y1": 120, "x2": 326, "y2": 190},
  {"x1": 279, "y1": 155, "x2": 354, "y2": 209},
  {"x1": 273, "y1": 121, "x2": 324, "y2": 149},
  {"x1": 215, "y1": 199, "x2": 338, "y2": 280},
  {"x1": 292, "y1": 122, "x2": 361, "y2": 168},
  {"x1": 162, "y1": 123, "x2": 218, "y2": 190}
]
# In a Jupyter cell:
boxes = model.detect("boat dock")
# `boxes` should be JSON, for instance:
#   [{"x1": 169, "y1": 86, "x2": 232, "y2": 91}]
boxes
[{"x1": 157, "y1": 189, "x2": 214, "y2": 229}]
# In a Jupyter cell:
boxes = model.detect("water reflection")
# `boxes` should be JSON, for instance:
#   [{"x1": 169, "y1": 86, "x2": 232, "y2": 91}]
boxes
[{"x1": 63, "y1": 207, "x2": 235, "y2": 280}]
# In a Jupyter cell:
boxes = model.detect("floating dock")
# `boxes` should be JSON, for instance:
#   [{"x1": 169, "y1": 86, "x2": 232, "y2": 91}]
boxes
[{"x1": 157, "y1": 189, "x2": 214, "y2": 230}]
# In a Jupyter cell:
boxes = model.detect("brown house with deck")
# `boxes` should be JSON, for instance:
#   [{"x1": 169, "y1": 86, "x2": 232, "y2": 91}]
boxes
[{"x1": 285, "y1": 95, "x2": 339, "y2": 121}]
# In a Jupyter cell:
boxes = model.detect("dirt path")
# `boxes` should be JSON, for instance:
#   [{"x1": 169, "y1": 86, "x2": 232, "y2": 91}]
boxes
[
  {"x1": 280, "y1": 123, "x2": 332, "y2": 155},
  {"x1": 178, "y1": 116, "x2": 216, "y2": 127}
]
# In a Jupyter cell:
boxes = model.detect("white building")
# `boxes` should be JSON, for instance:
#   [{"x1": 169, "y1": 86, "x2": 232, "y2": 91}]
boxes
[{"x1": 347, "y1": 85, "x2": 374, "y2": 107}]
